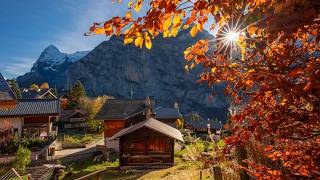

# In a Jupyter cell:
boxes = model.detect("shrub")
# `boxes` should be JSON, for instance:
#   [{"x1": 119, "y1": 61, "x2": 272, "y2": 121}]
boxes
[{"x1": 13, "y1": 146, "x2": 31, "y2": 172}]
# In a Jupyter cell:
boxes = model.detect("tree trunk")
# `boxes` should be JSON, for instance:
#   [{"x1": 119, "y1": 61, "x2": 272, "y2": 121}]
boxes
[{"x1": 236, "y1": 144, "x2": 250, "y2": 180}]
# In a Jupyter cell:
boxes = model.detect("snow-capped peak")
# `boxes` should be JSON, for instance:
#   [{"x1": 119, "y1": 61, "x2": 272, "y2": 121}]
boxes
[
  {"x1": 30, "y1": 45, "x2": 90, "y2": 72},
  {"x1": 36, "y1": 45, "x2": 89, "y2": 64}
]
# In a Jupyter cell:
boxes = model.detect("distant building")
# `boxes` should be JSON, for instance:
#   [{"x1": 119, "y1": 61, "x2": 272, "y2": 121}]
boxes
[
  {"x1": 184, "y1": 112, "x2": 222, "y2": 133},
  {"x1": 60, "y1": 110, "x2": 88, "y2": 132},
  {"x1": 22, "y1": 88, "x2": 57, "y2": 99},
  {"x1": 0, "y1": 73, "x2": 59, "y2": 139},
  {"x1": 154, "y1": 107, "x2": 180, "y2": 127}
]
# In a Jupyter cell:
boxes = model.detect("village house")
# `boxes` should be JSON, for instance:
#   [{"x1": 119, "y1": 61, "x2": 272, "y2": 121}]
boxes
[
  {"x1": 22, "y1": 88, "x2": 57, "y2": 99},
  {"x1": 95, "y1": 97, "x2": 183, "y2": 154},
  {"x1": 154, "y1": 107, "x2": 180, "y2": 127},
  {"x1": 60, "y1": 109, "x2": 88, "y2": 132},
  {"x1": 109, "y1": 118, "x2": 184, "y2": 168},
  {"x1": 184, "y1": 112, "x2": 222, "y2": 134},
  {"x1": 0, "y1": 73, "x2": 59, "y2": 139}
]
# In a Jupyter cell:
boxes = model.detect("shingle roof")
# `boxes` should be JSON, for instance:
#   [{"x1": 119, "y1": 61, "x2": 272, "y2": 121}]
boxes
[
  {"x1": 60, "y1": 109, "x2": 88, "y2": 122},
  {"x1": 95, "y1": 99, "x2": 147, "y2": 120},
  {"x1": 0, "y1": 99, "x2": 59, "y2": 117},
  {"x1": 0, "y1": 73, "x2": 16, "y2": 101},
  {"x1": 109, "y1": 118, "x2": 184, "y2": 142},
  {"x1": 155, "y1": 108, "x2": 180, "y2": 119}
]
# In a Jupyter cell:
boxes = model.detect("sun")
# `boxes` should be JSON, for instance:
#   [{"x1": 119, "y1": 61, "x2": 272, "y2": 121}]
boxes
[{"x1": 226, "y1": 31, "x2": 240, "y2": 42}]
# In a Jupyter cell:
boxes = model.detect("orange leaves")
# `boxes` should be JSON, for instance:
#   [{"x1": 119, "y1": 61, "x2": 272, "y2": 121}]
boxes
[
  {"x1": 184, "y1": 39, "x2": 209, "y2": 64},
  {"x1": 190, "y1": 25, "x2": 198, "y2": 37},
  {"x1": 94, "y1": 27, "x2": 105, "y2": 35}
]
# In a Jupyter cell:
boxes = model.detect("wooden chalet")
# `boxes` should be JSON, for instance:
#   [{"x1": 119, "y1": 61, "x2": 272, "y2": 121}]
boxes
[
  {"x1": 0, "y1": 73, "x2": 59, "y2": 139},
  {"x1": 95, "y1": 97, "x2": 154, "y2": 151},
  {"x1": 60, "y1": 110, "x2": 88, "y2": 132},
  {"x1": 109, "y1": 118, "x2": 184, "y2": 168}
]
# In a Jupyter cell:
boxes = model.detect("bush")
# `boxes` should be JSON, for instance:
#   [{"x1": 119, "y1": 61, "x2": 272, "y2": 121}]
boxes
[{"x1": 13, "y1": 146, "x2": 31, "y2": 172}]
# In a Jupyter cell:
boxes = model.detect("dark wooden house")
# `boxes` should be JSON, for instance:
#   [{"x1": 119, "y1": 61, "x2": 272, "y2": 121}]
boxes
[
  {"x1": 154, "y1": 107, "x2": 180, "y2": 127},
  {"x1": 109, "y1": 118, "x2": 184, "y2": 168},
  {"x1": 95, "y1": 97, "x2": 154, "y2": 151},
  {"x1": 60, "y1": 110, "x2": 88, "y2": 132}
]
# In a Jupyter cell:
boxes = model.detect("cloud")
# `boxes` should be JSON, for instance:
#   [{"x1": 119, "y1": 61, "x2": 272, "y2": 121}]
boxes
[
  {"x1": 0, "y1": 57, "x2": 35, "y2": 78},
  {"x1": 54, "y1": 0, "x2": 131, "y2": 53},
  {"x1": 54, "y1": 0, "x2": 149, "y2": 53}
]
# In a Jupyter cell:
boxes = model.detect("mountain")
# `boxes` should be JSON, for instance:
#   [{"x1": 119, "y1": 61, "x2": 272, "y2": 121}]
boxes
[
  {"x1": 17, "y1": 30, "x2": 229, "y2": 120},
  {"x1": 17, "y1": 45, "x2": 89, "y2": 87}
]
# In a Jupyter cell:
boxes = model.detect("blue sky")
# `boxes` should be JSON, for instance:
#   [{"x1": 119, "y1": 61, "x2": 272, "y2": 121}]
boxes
[{"x1": 0, "y1": 0, "x2": 144, "y2": 79}]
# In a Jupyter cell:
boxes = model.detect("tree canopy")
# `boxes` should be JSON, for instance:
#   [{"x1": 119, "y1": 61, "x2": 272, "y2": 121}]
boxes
[
  {"x1": 67, "y1": 80, "x2": 87, "y2": 109},
  {"x1": 88, "y1": 0, "x2": 320, "y2": 178}
]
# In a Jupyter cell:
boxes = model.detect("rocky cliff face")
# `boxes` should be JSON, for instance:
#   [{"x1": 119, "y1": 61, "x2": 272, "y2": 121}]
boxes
[
  {"x1": 63, "y1": 30, "x2": 229, "y2": 120},
  {"x1": 17, "y1": 30, "x2": 229, "y2": 120}
]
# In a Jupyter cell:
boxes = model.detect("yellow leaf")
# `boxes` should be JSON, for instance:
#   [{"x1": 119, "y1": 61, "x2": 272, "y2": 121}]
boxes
[
  {"x1": 145, "y1": 34, "x2": 152, "y2": 49},
  {"x1": 124, "y1": 37, "x2": 133, "y2": 44},
  {"x1": 230, "y1": 63, "x2": 238, "y2": 67},
  {"x1": 213, "y1": 5, "x2": 219, "y2": 15},
  {"x1": 248, "y1": 69, "x2": 255, "y2": 73},
  {"x1": 211, "y1": 67, "x2": 216, "y2": 73},
  {"x1": 173, "y1": 14, "x2": 181, "y2": 25},
  {"x1": 163, "y1": 29, "x2": 170, "y2": 38},
  {"x1": 183, "y1": 25, "x2": 189, "y2": 29},
  {"x1": 171, "y1": 27, "x2": 179, "y2": 37},
  {"x1": 163, "y1": 15, "x2": 172, "y2": 30},
  {"x1": 197, "y1": 23, "x2": 203, "y2": 32},
  {"x1": 184, "y1": 47, "x2": 191, "y2": 57},
  {"x1": 185, "y1": 65, "x2": 189, "y2": 71},
  {"x1": 135, "y1": 36, "x2": 143, "y2": 48},
  {"x1": 95, "y1": 28, "x2": 105, "y2": 35},
  {"x1": 190, "y1": 25, "x2": 198, "y2": 37},
  {"x1": 125, "y1": 11, "x2": 132, "y2": 18},
  {"x1": 134, "y1": 0, "x2": 142, "y2": 12}
]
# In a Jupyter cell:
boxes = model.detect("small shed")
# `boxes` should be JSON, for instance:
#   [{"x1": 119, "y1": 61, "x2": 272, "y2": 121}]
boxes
[{"x1": 109, "y1": 118, "x2": 184, "y2": 168}]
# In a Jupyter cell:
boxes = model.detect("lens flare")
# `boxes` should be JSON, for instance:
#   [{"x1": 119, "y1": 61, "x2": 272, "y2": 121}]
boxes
[{"x1": 226, "y1": 31, "x2": 240, "y2": 42}]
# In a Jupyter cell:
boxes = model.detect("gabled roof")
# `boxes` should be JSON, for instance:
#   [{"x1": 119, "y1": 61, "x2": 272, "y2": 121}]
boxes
[
  {"x1": 109, "y1": 118, "x2": 184, "y2": 142},
  {"x1": 155, "y1": 107, "x2": 180, "y2": 119},
  {"x1": 0, "y1": 73, "x2": 16, "y2": 101},
  {"x1": 22, "y1": 88, "x2": 57, "y2": 99},
  {"x1": 0, "y1": 99, "x2": 60, "y2": 117},
  {"x1": 60, "y1": 109, "x2": 88, "y2": 121},
  {"x1": 95, "y1": 99, "x2": 147, "y2": 120}
]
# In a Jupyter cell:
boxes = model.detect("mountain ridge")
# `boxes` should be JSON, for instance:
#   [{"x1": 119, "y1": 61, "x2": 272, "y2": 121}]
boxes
[{"x1": 17, "y1": 30, "x2": 229, "y2": 120}]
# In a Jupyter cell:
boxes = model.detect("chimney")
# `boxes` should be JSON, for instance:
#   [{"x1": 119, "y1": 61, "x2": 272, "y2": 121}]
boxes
[{"x1": 145, "y1": 96, "x2": 152, "y2": 120}]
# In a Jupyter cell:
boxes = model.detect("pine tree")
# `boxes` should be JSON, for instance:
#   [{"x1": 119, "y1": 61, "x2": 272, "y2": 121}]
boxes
[
  {"x1": 7, "y1": 79, "x2": 22, "y2": 98},
  {"x1": 67, "y1": 80, "x2": 86, "y2": 109}
]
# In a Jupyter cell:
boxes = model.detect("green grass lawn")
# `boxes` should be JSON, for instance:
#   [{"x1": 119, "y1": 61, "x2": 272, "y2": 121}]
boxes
[{"x1": 100, "y1": 157, "x2": 213, "y2": 180}]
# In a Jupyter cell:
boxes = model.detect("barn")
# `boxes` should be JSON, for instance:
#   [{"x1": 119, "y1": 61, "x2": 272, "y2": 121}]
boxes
[{"x1": 109, "y1": 118, "x2": 184, "y2": 168}]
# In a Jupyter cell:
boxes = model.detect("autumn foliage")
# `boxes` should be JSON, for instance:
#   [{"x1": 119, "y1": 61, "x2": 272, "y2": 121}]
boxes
[{"x1": 88, "y1": 0, "x2": 320, "y2": 178}]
